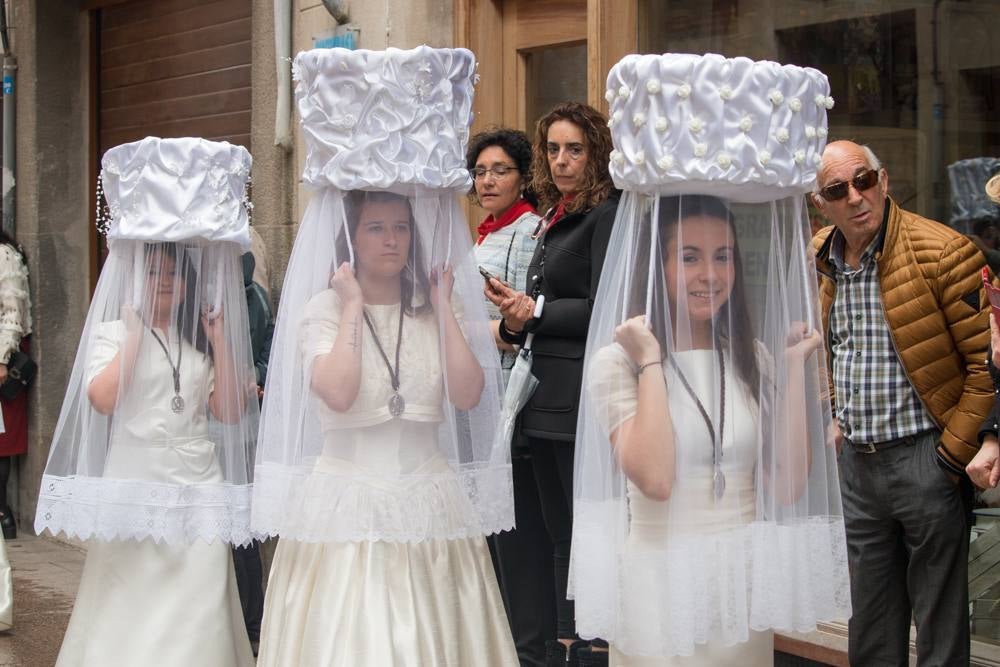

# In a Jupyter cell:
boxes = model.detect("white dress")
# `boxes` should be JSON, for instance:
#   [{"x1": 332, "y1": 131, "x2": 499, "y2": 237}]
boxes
[
  {"x1": 590, "y1": 345, "x2": 773, "y2": 667},
  {"x1": 257, "y1": 292, "x2": 518, "y2": 667},
  {"x1": 56, "y1": 322, "x2": 253, "y2": 667}
]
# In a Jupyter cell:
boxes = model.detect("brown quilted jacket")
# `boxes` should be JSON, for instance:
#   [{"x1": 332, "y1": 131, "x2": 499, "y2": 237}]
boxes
[{"x1": 812, "y1": 197, "x2": 992, "y2": 473}]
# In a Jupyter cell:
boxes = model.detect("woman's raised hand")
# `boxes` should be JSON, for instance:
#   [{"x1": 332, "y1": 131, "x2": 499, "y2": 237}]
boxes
[
  {"x1": 785, "y1": 322, "x2": 822, "y2": 361},
  {"x1": 614, "y1": 315, "x2": 661, "y2": 366},
  {"x1": 330, "y1": 261, "x2": 363, "y2": 307},
  {"x1": 430, "y1": 265, "x2": 455, "y2": 312},
  {"x1": 118, "y1": 305, "x2": 145, "y2": 369},
  {"x1": 201, "y1": 308, "x2": 226, "y2": 347},
  {"x1": 121, "y1": 304, "x2": 143, "y2": 333}
]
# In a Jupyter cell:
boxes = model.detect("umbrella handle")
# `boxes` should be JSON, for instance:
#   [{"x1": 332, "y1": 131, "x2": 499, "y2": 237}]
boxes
[{"x1": 522, "y1": 295, "x2": 545, "y2": 352}]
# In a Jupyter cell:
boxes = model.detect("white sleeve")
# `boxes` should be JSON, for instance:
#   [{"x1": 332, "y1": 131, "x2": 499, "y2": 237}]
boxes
[
  {"x1": 86, "y1": 321, "x2": 127, "y2": 385},
  {"x1": 586, "y1": 343, "x2": 640, "y2": 437}
]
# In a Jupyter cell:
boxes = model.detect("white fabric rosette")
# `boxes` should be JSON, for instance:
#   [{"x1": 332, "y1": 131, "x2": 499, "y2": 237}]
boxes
[{"x1": 604, "y1": 53, "x2": 832, "y2": 202}]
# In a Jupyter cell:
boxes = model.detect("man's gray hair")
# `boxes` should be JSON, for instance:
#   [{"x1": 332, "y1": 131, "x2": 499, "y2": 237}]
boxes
[
  {"x1": 860, "y1": 145, "x2": 882, "y2": 171},
  {"x1": 813, "y1": 142, "x2": 883, "y2": 193}
]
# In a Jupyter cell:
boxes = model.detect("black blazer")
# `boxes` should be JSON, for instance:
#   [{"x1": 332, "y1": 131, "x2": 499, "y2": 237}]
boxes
[{"x1": 511, "y1": 195, "x2": 619, "y2": 442}]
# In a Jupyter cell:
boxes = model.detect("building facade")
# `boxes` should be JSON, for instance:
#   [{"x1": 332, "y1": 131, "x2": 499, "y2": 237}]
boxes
[{"x1": 12, "y1": 0, "x2": 1000, "y2": 663}]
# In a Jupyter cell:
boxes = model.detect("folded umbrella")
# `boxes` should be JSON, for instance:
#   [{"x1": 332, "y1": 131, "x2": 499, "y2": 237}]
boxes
[{"x1": 494, "y1": 295, "x2": 545, "y2": 456}]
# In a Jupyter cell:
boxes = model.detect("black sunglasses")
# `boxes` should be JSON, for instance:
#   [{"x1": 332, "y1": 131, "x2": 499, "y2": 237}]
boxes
[{"x1": 818, "y1": 169, "x2": 880, "y2": 202}]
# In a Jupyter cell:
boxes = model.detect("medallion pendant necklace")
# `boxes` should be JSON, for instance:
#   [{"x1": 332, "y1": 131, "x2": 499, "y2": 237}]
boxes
[
  {"x1": 148, "y1": 327, "x2": 185, "y2": 414},
  {"x1": 363, "y1": 301, "x2": 406, "y2": 417},
  {"x1": 668, "y1": 346, "x2": 726, "y2": 499}
]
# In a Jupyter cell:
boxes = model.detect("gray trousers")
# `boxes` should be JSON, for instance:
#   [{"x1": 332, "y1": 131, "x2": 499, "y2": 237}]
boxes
[{"x1": 839, "y1": 430, "x2": 971, "y2": 667}]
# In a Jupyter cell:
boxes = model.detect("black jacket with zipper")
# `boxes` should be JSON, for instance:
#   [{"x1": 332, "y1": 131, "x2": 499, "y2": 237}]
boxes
[{"x1": 505, "y1": 194, "x2": 619, "y2": 442}]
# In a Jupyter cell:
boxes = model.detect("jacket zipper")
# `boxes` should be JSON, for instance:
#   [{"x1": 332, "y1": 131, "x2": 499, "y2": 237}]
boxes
[{"x1": 875, "y1": 293, "x2": 941, "y2": 431}]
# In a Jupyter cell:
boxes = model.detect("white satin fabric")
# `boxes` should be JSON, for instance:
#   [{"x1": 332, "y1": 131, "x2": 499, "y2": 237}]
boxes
[
  {"x1": 577, "y1": 340, "x2": 848, "y2": 660},
  {"x1": 258, "y1": 298, "x2": 516, "y2": 665},
  {"x1": 38, "y1": 316, "x2": 252, "y2": 544},
  {"x1": 57, "y1": 538, "x2": 252, "y2": 666},
  {"x1": 102, "y1": 137, "x2": 252, "y2": 251},
  {"x1": 257, "y1": 376, "x2": 517, "y2": 666},
  {"x1": 294, "y1": 47, "x2": 476, "y2": 193},
  {"x1": 39, "y1": 138, "x2": 257, "y2": 547},
  {"x1": 604, "y1": 53, "x2": 832, "y2": 202},
  {"x1": 54, "y1": 340, "x2": 252, "y2": 666},
  {"x1": 255, "y1": 291, "x2": 510, "y2": 542},
  {"x1": 259, "y1": 534, "x2": 517, "y2": 667}
]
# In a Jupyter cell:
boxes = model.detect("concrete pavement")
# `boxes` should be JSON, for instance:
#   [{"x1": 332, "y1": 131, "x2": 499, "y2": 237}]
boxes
[{"x1": 0, "y1": 534, "x2": 84, "y2": 666}]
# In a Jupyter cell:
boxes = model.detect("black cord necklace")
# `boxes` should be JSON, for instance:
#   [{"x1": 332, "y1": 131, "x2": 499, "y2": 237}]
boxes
[
  {"x1": 363, "y1": 301, "x2": 405, "y2": 417},
  {"x1": 148, "y1": 327, "x2": 185, "y2": 414},
  {"x1": 668, "y1": 346, "x2": 726, "y2": 499}
]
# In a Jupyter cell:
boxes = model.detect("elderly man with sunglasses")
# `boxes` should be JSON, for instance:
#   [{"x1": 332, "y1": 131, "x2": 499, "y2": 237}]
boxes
[{"x1": 811, "y1": 139, "x2": 994, "y2": 666}]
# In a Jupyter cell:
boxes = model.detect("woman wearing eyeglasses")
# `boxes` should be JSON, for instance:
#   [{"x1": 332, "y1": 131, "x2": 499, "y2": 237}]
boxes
[
  {"x1": 485, "y1": 102, "x2": 618, "y2": 667},
  {"x1": 468, "y1": 128, "x2": 556, "y2": 666},
  {"x1": 469, "y1": 128, "x2": 542, "y2": 369}
]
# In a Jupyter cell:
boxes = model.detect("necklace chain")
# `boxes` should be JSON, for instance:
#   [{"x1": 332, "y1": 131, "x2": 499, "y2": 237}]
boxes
[
  {"x1": 667, "y1": 346, "x2": 726, "y2": 470},
  {"x1": 362, "y1": 302, "x2": 404, "y2": 393},
  {"x1": 148, "y1": 325, "x2": 186, "y2": 413},
  {"x1": 148, "y1": 327, "x2": 182, "y2": 395}
]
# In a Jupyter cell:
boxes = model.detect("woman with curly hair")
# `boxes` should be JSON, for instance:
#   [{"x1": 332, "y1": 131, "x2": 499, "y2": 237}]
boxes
[{"x1": 485, "y1": 102, "x2": 618, "y2": 667}]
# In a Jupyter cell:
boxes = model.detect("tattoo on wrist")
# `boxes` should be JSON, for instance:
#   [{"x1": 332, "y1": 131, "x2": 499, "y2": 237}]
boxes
[{"x1": 348, "y1": 318, "x2": 360, "y2": 351}]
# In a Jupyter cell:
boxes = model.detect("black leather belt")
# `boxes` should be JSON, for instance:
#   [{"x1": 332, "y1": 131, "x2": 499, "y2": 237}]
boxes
[{"x1": 844, "y1": 431, "x2": 929, "y2": 454}]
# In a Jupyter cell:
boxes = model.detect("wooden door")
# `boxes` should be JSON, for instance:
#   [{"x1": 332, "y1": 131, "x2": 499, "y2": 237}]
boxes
[
  {"x1": 98, "y1": 0, "x2": 252, "y2": 155},
  {"x1": 88, "y1": 0, "x2": 252, "y2": 275},
  {"x1": 456, "y1": 0, "x2": 636, "y2": 136},
  {"x1": 455, "y1": 0, "x2": 636, "y2": 226}
]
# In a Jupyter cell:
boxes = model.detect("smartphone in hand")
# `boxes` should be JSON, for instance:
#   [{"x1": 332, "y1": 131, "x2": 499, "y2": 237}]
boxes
[{"x1": 478, "y1": 266, "x2": 510, "y2": 288}]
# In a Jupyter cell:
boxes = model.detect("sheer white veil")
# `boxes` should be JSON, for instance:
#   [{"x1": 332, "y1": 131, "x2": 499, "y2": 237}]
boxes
[
  {"x1": 251, "y1": 47, "x2": 512, "y2": 543},
  {"x1": 570, "y1": 54, "x2": 851, "y2": 656},
  {"x1": 35, "y1": 137, "x2": 257, "y2": 546}
]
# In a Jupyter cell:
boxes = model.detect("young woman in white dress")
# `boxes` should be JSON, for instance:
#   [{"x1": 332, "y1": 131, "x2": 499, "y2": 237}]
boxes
[
  {"x1": 584, "y1": 196, "x2": 827, "y2": 665},
  {"x1": 256, "y1": 190, "x2": 517, "y2": 666},
  {"x1": 35, "y1": 137, "x2": 258, "y2": 667},
  {"x1": 252, "y1": 47, "x2": 518, "y2": 667},
  {"x1": 571, "y1": 55, "x2": 851, "y2": 667}
]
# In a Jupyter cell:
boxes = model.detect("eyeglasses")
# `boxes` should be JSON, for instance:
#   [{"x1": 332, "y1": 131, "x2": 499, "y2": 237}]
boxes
[
  {"x1": 470, "y1": 165, "x2": 518, "y2": 180},
  {"x1": 818, "y1": 169, "x2": 880, "y2": 202}
]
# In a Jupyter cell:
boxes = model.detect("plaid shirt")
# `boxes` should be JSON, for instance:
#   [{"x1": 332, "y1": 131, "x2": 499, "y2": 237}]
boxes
[{"x1": 828, "y1": 234, "x2": 936, "y2": 443}]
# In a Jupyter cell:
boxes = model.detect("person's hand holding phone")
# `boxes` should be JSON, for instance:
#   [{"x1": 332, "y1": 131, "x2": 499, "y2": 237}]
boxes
[{"x1": 482, "y1": 270, "x2": 535, "y2": 333}]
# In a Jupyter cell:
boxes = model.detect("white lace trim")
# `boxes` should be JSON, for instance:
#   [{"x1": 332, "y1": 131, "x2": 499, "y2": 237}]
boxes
[
  {"x1": 572, "y1": 507, "x2": 851, "y2": 657},
  {"x1": 251, "y1": 462, "x2": 514, "y2": 543},
  {"x1": 0, "y1": 245, "x2": 30, "y2": 363},
  {"x1": 34, "y1": 474, "x2": 253, "y2": 546}
]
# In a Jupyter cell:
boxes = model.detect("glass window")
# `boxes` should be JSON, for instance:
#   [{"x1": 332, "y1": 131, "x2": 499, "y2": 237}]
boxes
[
  {"x1": 638, "y1": 1, "x2": 1000, "y2": 245},
  {"x1": 524, "y1": 42, "x2": 588, "y2": 131},
  {"x1": 638, "y1": 0, "x2": 1000, "y2": 650}
]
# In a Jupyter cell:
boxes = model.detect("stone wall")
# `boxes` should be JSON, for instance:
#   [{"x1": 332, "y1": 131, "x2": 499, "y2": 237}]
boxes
[{"x1": 12, "y1": 0, "x2": 91, "y2": 525}]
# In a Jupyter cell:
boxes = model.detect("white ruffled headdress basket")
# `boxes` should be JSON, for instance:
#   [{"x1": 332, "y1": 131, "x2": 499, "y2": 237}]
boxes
[
  {"x1": 36, "y1": 137, "x2": 258, "y2": 546},
  {"x1": 570, "y1": 54, "x2": 851, "y2": 656},
  {"x1": 251, "y1": 46, "x2": 513, "y2": 543}
]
